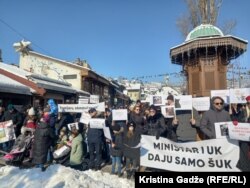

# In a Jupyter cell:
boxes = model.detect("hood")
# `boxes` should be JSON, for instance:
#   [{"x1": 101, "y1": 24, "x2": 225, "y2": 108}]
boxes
[{"x1": 210, "y1": 96, "x2": 225, "y2": 111}]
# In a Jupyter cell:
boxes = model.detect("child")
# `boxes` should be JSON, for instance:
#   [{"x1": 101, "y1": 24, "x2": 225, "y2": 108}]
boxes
[
  {"x1": 56, "y1": 127, "x2": 68, "y2": 149},
  {"x1": 110, "y1": 124, "x2": 123, "y2": 177}
]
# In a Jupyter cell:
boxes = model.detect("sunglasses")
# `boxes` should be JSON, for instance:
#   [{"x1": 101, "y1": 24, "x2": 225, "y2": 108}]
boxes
[
  {"x1": 214, "y1": 102, "x2": 223, "y2": 105},
  {"x1": 135, "y1": 109, "x2": 140, "y2": 111}
]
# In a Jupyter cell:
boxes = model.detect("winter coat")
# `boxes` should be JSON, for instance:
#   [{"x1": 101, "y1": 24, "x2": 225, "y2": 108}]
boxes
[
  {"x1": 87, "y1": 126, "x2": 104, "y2": 143},
  {"x1": 32, "y1": 121, "x2": 55, "y2": 164},
  {"x1": 129, "y1": 112, "x2": 145, "y2": 129},
  {"x1": 123, "y1": 126, "x2": 141, "y2": 162},
  {"x1": 144, "y1": 113, "x2": 165, "y2": 138},
  {"x1": 200, "y1": 98, "x2": 231, "y2": 139},
  {"x1": 70, "y1": 133, "x2": 83, "y2": 165},
  {"x1": 175, "y1": 109, "x2": 201, "y2": 142},
  {"x1": 57, "y1": 113, "x2": 74, "y2": 132},
  {"x1": 110, "y1": 132, "x2": 123, "y2": 157}
]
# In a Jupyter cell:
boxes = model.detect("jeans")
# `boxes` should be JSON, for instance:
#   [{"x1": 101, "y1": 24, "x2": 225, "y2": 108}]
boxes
[
  {"x1": 111, "y1": 156, "x2": 122, "y2": 174},
  {"x1": 88, "y1": 142, "x2": 102, "y2": 169}
]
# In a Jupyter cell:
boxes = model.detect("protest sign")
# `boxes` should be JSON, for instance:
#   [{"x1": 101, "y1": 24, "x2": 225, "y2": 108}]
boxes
[
  {"x1": 89, "y1": 118, "x2": 105, "y2": 129},
  {"x1": 112, "y1": 109, "x2": 128, "y2": 121},
  {"x1": 0, "y1": 120, "x2": 15, "y2": 143}
]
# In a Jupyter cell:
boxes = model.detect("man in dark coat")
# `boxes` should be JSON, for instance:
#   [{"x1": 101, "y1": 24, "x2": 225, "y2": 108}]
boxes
[{"x1": 87, "y1": 108, "x2": 104, "y2": 170}]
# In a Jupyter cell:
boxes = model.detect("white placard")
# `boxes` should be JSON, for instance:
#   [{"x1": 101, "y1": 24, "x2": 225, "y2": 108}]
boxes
[
  {"x1": 0, "y1": 120, "x2": 16, "y2": 143},
  {"x1": 229, "y1": 88, "x2": 250, "y2": 104},
  {"x1": 228, "y1": 122, "x2": 250, "y2": 141},
  {"x1": 174, "y1": 95, "x2": 193, "y2": 110},
  {"x1": 211, "y1": 89, "x2": 229, "y2": 104},
  {"x1": 67, "y1": 122, "x2": 79, "y2": 131},
  {"x1": 140, "y1": 135, "x2": 239, "y2": 172},
  {"x1": 89, "y1": 118, "x2": 105, "y2": 129},
  {"x1": 214, "y1": 122, "x2": 230, "y2": 139},
  {"x1": 192, "y1": 97, "x2": 210, "y2": 111},
  {"x1": 89, "y1": 95, "x2": 99, "y2": 104},
  {"x1": 150, "y1": 95, "x2": 165, "y2": 106},
  {"x1": 161, "y1": 105, "x2": 175, "y2": 118},
  {"x1": 79, "y1": 111, "x2": 91, "y2": 125},
  {"x1": 58, "y1": 102, "x2": 105, "y2": 112},
  {"x1": 78, "y1": 98, "x2": 89, "y2": 104},
  {"x1": 112, "y1": 109, "x2": 128, "y2": 121}
]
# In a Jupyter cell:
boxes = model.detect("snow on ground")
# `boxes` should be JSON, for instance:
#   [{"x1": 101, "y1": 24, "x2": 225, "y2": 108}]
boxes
[{"x1": 0, "y1": 164, "x2": 134, "y2": 188}]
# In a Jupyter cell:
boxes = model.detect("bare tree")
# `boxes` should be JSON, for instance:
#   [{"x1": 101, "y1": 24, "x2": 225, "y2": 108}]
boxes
[
  {"x1": 176, "y1": 0, "x2": 235, "y2": 39},
  {"x1": 220, "y1": 20, "x2": 237, "y2": 35}
]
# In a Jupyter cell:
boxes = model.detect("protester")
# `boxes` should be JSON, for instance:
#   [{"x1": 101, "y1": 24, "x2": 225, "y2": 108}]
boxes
[
  {"x1": 110, "y1": 124, "x2": 123, "y2": 177},
  {"x1": 87, "y1": 108, "x2": 104, "y2": 170},
  {"x1": 32, "y1": 111, "x2": 55, "y2": 171},
  {"x1": 69, "y1": 126, "x2": 83, "y2": 170},
  {"x1": 123, "y1": 121, "x2": 141, "y2": 179},
  {"x1": 200, "y1": 96, "x2": 231, "y2": 139}
]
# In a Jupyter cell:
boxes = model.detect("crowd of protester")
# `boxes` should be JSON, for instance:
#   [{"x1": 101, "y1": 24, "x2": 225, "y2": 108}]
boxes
[{"x1": 0, "y1": 95, "x2": 249, "y2": 178}]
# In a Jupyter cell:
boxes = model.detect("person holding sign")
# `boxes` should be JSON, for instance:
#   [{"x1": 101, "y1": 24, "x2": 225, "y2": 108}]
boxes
[
  {"x1": 110, "y1": 124, "x2": 123, "y2": 177},
  {"x1": 200, "y1": 96, "x2": 231, "y2": 139},
  {"x1": 244, "y1": 96, "x2": 250, "y2": 123},
  {"x1": 236, "y1": 96, "x2": 250, "y2": 172},
  {"x1": 144, "y1": 105, "x2": 166, "y2": 140},
  {"x1": 86, "y1": 108, "x2": 104, "y2": 171}
]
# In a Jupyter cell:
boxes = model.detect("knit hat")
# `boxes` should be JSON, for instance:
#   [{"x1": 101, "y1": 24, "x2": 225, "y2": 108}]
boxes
[
  {"x1": 7, "y1": 104, "x2": 14, "y2": 110},
  {"x1": 246, "y1": 95, "x2": 250, "y2": 102},
  {"x1": 28, "y1": 107, "x2": 36, "y2": 116}
]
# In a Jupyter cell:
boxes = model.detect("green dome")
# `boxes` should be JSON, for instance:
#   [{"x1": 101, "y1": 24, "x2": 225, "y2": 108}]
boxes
[{"x1": 185, "y1": 24, "x2": 224, "y2": 41}]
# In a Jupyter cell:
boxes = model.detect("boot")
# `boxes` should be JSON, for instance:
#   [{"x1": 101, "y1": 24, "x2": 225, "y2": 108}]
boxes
[
  {"x1": 131, "y1": 168, "x2": 136, "y2": 179},
  {"x1": 126, "y1": 170, "x2": 132, "y2": 179}
]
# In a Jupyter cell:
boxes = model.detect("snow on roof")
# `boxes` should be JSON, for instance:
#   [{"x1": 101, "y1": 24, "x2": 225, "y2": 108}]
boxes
[
  {"x1": 0, "y1": 74, "x2": 32, "y2": 95},
  {"x1": 0, "y1": 63, "x2": 31, "y2": 79}
]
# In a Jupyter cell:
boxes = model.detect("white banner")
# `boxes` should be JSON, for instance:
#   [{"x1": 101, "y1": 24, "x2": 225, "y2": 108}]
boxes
[
  {"x1": 174, "y1": 95, "x2": 193, "y2": 110},
  {"x1": 140, "y1": 135, "x2": 239, "y2": 172},
  {"x1": 192, "y1": 97, "x2": 210, "y2": 111},
  {"x1": 229, "y1": 88, "x2": 250, "y2": 104},
  {"x1": 89, "y1": 118, "x2": 105, "y2": 129},
  {"x1": 58, "y1": 102, "x2": 105, "y2": 112},
  {"x1": 112, "y1": 109, "x2": 128, "y2": 121},
  {"x1": 228, "y1": 122, "x2": 250, "y2": 141},
  {"x1": 0, "y1": 120, "x2": 16, "y2": 143}
]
